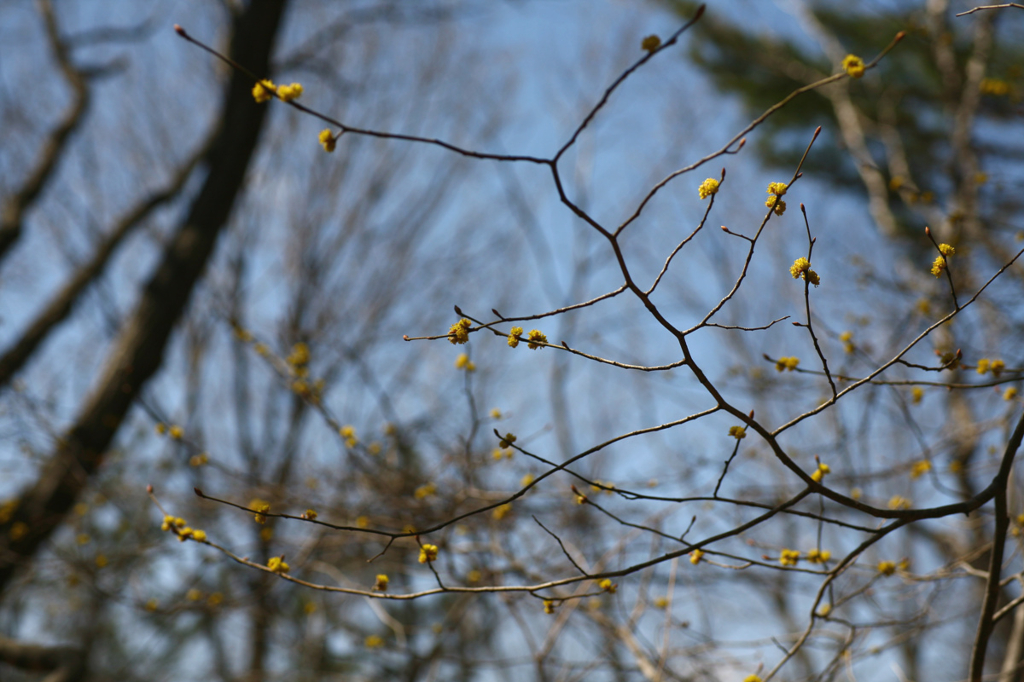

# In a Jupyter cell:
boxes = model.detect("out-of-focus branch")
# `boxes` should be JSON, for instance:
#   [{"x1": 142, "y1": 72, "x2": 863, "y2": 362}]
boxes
[
  {"x1": 950, "y1": 12, "x2": 995, "y2": 241},
  {"x1": 957, "y1": 4, "x2": 1024, "y2": 16},
  {"x1": 788, "y1": 1, "x2": 900, "y2": 236},
  {"x1": 929, "y1": 0, "x2": 961, "y2": 97},
  {"x1": 63, "y1": 12, "x2": 161, "y2": 48},
  {"x1": 0, "y1": 137, "x2": 210, "y2": 388},
  {"x1": 0, "y1": 634, "x2": 84, "y2": 682},
  {"x1": 0, "y1": 0, "x2": 88, "y2": 263},
  {"x1": 999, "y1": 605, "x2": 1024, "y2": 682},
  {"x1": 0, "y1": 0, "x2": 288, "y2": 594}
]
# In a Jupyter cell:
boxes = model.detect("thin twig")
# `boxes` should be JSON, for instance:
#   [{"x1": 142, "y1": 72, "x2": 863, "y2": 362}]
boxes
[
  {"x1": 534, "y1": 516, "x2": 591, "y2": 577},
  {"x1": 956, "y1": 3, "x2": 1024, "y2": 16},
  {"x1": 798, "y1": 202, "x2": 837, "y2": 398}
]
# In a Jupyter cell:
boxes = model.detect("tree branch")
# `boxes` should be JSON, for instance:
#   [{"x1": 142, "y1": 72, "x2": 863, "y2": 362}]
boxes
[
  {"x1": 0, "y1": 0, "x2": 289, "y2": 593},
  {"x1": 969, "y1": 407, "x2": 1024, "y2": 681},
  {"x1": 0, "y1": 0, "x2": 89, "y2": 263}
]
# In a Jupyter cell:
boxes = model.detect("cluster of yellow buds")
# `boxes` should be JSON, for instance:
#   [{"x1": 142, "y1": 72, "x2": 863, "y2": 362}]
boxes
[
  {"x1": 910, "y1": 461, "x2": 932, "y2": 479},
  {"x1": 277, "y1": 83, "x2": 303, "y2": 101},
  {"x1": 160, "y1": 515, "x2": 206, "y2": 543},
  {"x1": 775, "y1": 357, "x2": 800, "y2": 372},
  {"x1": 319, "y1": 129, "x2": 336, "y2": 153},
  {"x1": 888, "y1": 495, "x2": 911, "y2": 510},
  {"x1": 765, "y1": 182, "x2": 788, "y2": 216},
  {"x1": 448, "y1": 318, "x2": 472, "y2": 345},
  {"x1": 504, "y1": 326, "x2": 545, "y2": 349},
  {"x1": 155, "y1": 423, "x2": 185, "y2": 440},
  {"x1": 287, "y1": 342, "x2": 310, "y2": 368},
  {"x1": 779, "y1": 548, "x2": 800, "y2": 566},
  {"x1": 507, "y1": 327, "x2": 523, "y2": 348},
  {"x1": 527, "y1": 329, "x2": 548, "y2": 349},
  {"x1": 161, "y1": 515, "x2": 186, "y2": 532},
  {"x1": 419, "y1": 544, "x2": 439, "y2": 564},
  {"x1": 789, "y1": 257, "x2": 821, "y2": 286},
  {"x1": 930, "y1": 243, "x2": 955, "y2": 277},
  {"x1": 251, "y1": 79, "x2": 303, "y2": 103},
  {"x1": 414, "y1": 483, "x2": 437, "y2": 500},
  {"x1": 842, "y1": 54, "x2": 865, "y2": 78},
  {"x1": 641, "y1": 34, "x2": 661, "y2": 52},
  {"x1": 251, "y1": 500, "x2": 270, "y2": 524},
  {"x1": 286, "y1": 342, "x2": 326, "y2": 401},
  {"x1": 979, "y1": 78, "x2": 1011, "y2": 96},
  {"x1": 340, "y1": 425, "x2": 358, "y2": 448},
  {"x1": 810, "y1": 462, "x2": 830, "y2": 483},
  {"x1": 840, "y1": 330, "x2": 854, "y2": 354},
  {"x1": 698, "y1": 178, "x2": 719, "y2": 199},
  {"x1": 976, "y1": 358, "x2": 1005, "y2": 377}
]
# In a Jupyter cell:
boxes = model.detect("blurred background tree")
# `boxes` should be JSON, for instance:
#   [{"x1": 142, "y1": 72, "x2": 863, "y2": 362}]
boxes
[
  {"x1": 660, "y1": 2, "x2": 1024, "y2": 680},
  {"x1": 2, "y1": 1, "x2": 1024, "y2": 681},
  {"x1": 0, "y1": 0, "x2": 525, "y2": 679}
]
